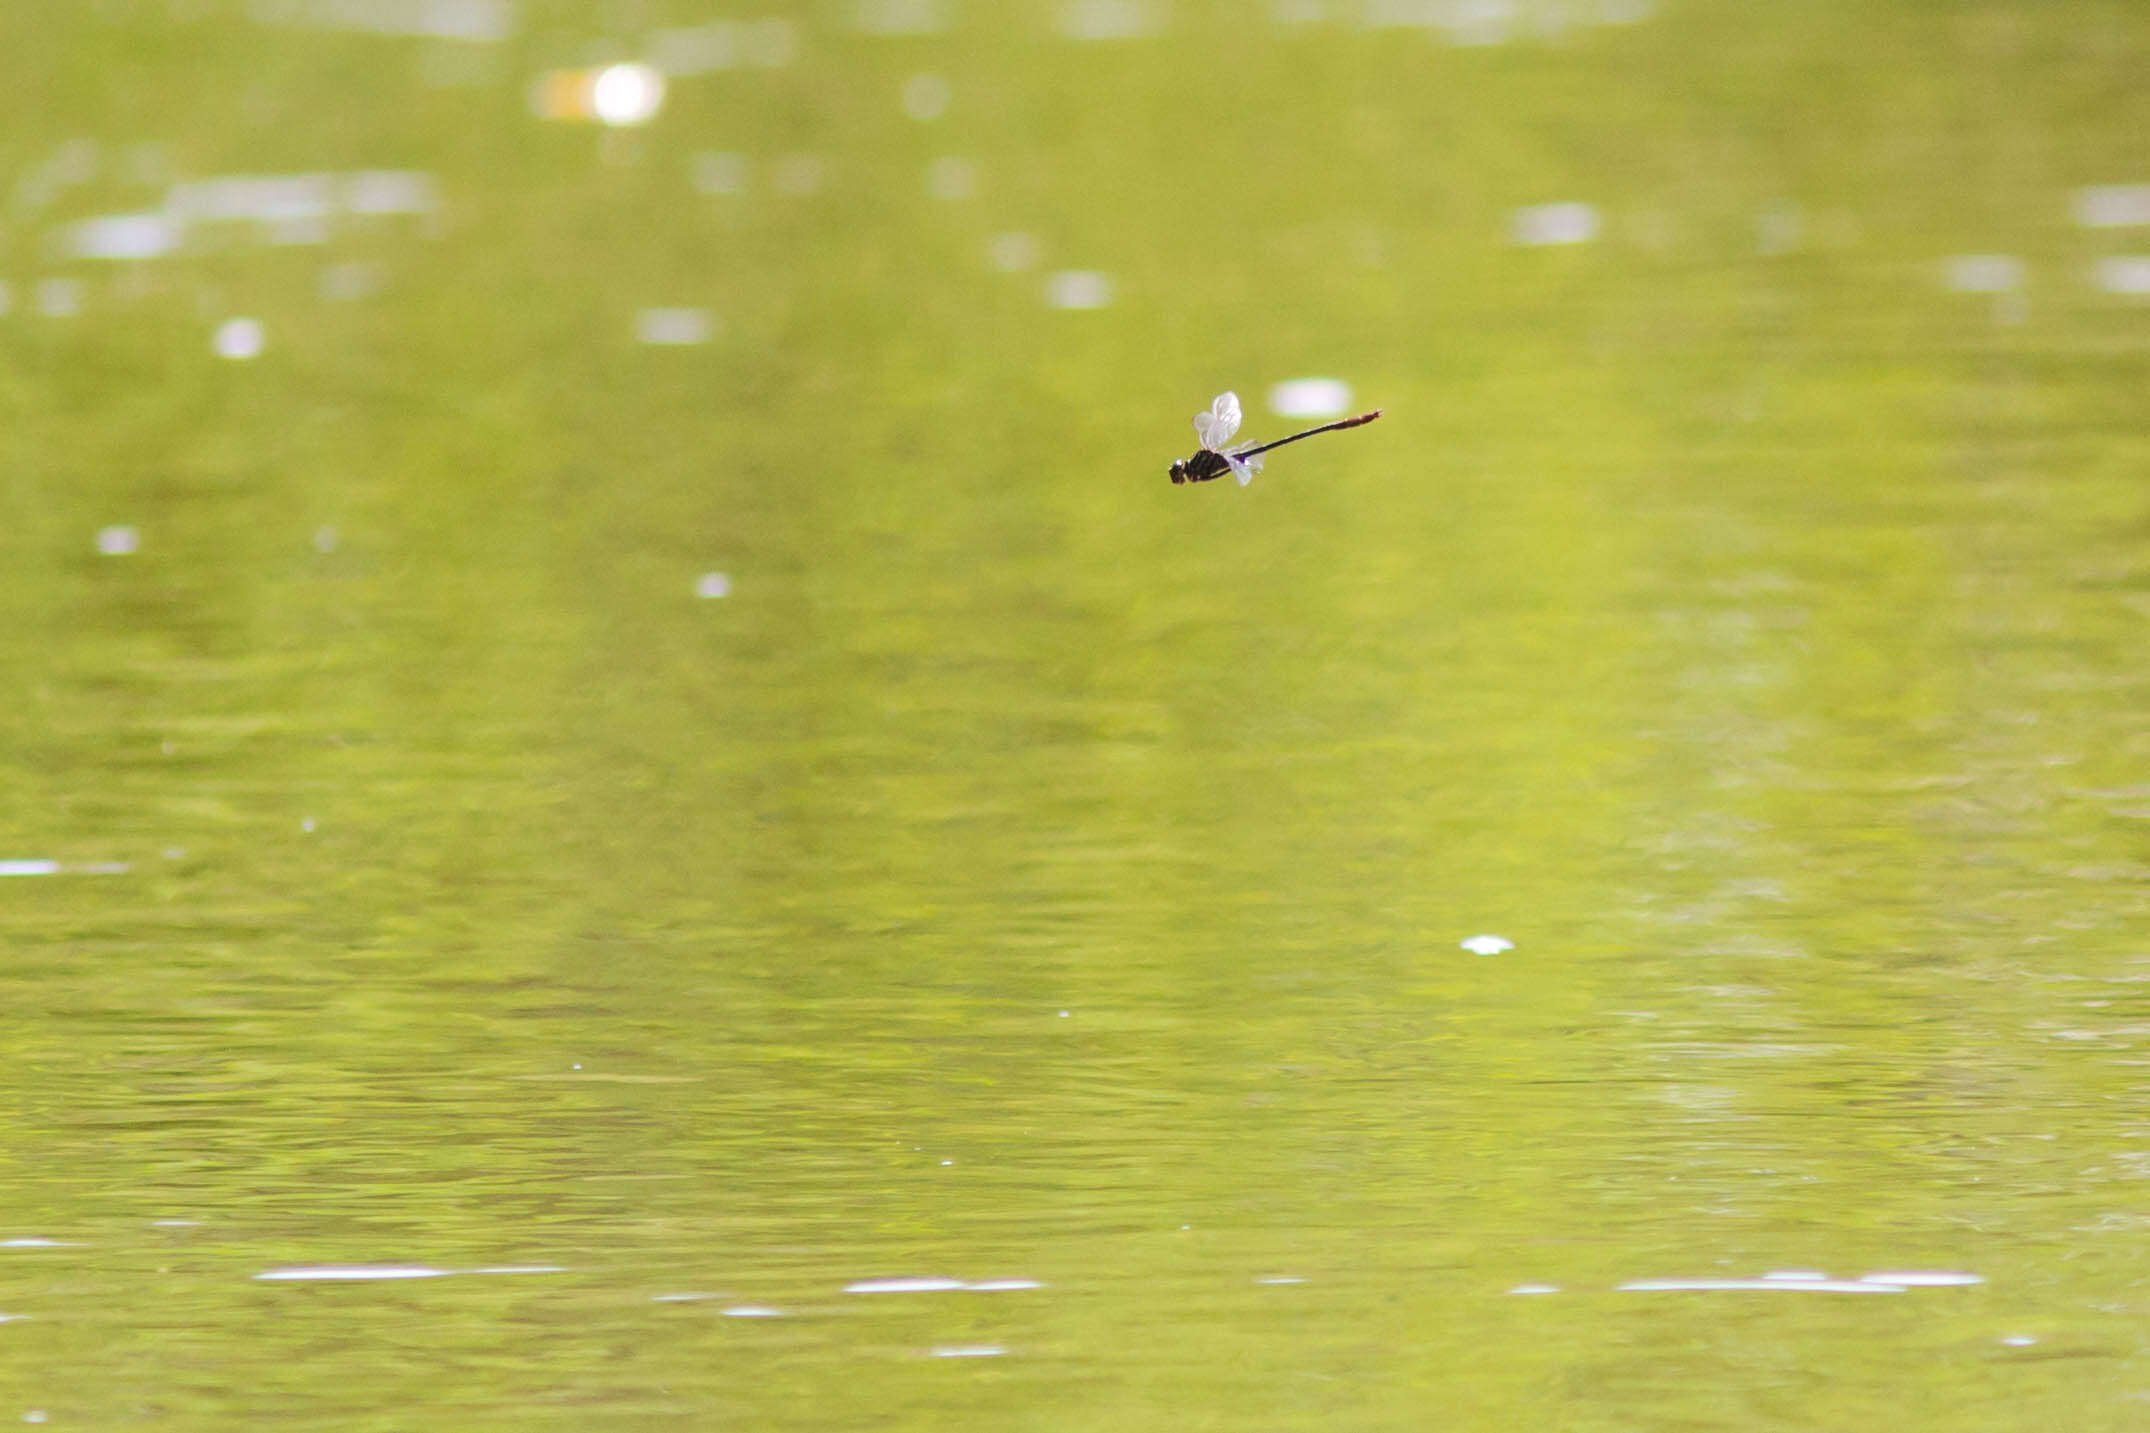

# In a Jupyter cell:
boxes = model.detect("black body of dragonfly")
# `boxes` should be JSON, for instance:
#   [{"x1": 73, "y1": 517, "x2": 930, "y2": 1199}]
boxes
[{"x1": 1168, "y1": 390, "x2": 1382, "y2": 486}]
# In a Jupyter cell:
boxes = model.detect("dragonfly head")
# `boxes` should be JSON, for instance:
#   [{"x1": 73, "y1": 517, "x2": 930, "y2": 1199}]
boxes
[{"x1": 1168, "y1": 457, "x2": 1189, "y2": 484}]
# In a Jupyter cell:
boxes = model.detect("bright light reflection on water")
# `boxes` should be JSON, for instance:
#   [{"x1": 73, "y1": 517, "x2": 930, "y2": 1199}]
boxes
[
  {"x1": 34, "y1": 278, "x2": 83, "y2": 316},
  {"x1": 926, "y1": 156, "x2": 978, "y2": 200},
  {"x1": 1058, "y1": 0, "x2": 1161, "y2": 41},
  {"x1": 1044, "y1": 269, "x2": 1113, "y2": 308},
  {"x1": 212, "y1": 316, "x2": 265, "y2": 359},
  {"x1": 254, "y1": 1266, "x2": 452, "y2": 1282},
  {"x1": 633, "y1": 307, "x2": 716, "y2": 345},
  {"x1": 1511, "y1": 199, "x2": 1600, "y2": 245},
  {"x1": 1267, "y1": 377, "x2": 1354, "y2": 418},
  {"x1": 902, "y1": 72, "x2": 952, "y2": 120},
  {"x1": 2094, "y1": 256, "x2": 2150, "y2": 295},
  {"x1": 248, "y1": 0, "x2": 515, "y2": 42},
  {"x1": 844, "y1": 1277, "x2": 967, "y2": 1294},
  {"x1": 854, "y1": 0, "x2": 950, "y2": 34},
  {"x1": 590, "y1": 63, "x2": 665, "y2": 128}
]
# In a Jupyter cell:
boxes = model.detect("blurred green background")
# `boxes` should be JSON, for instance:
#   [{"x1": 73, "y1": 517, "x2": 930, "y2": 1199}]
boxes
[{"x1": 1, "y1": 1, "x2": 2147, "y2": 1428}]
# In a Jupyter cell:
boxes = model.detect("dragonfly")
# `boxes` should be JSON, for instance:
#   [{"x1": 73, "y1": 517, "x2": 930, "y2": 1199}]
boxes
[{"x1": 1168, "y1": 390, "x2": 1382, "y2": 486}]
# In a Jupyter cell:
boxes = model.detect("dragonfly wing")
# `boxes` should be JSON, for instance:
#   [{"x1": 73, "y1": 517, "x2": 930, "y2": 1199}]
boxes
[
  {"x1": 1226, "y1": 448, "x2": 1261, "y2": 485},
  {"x1": 1193, "y1": 391, "x2": 1242, "y2": 450}
]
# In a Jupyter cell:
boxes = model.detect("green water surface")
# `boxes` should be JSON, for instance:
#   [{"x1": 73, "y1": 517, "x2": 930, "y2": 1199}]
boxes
[{"x1": 2, "y1": 2, "x2": 2148, "y2": 1427}]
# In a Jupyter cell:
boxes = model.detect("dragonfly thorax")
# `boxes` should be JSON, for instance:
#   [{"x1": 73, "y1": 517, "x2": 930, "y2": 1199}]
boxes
[{"x1": 1169, "y1": 448, "x2": 1234, "y2": 485}]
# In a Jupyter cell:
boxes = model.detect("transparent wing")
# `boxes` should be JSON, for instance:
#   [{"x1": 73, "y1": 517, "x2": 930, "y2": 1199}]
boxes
[
  {"x1": 1192, "y1": 391, "x2": 1242, "y2": 450},
  {"x1": 1225, "y1": 448, "x2": 1262, "y2": 485}
]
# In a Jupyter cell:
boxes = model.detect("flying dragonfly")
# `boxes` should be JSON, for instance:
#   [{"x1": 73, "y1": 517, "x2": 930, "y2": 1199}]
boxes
[{"x1": 1167, "y1": 390, "x2": 1382, "y2": 486}]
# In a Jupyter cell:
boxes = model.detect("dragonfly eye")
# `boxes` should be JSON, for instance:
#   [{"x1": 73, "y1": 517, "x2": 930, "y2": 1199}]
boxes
[{"x1": 1168, "y1": 459, "x2": 1188, "y2": 484}]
